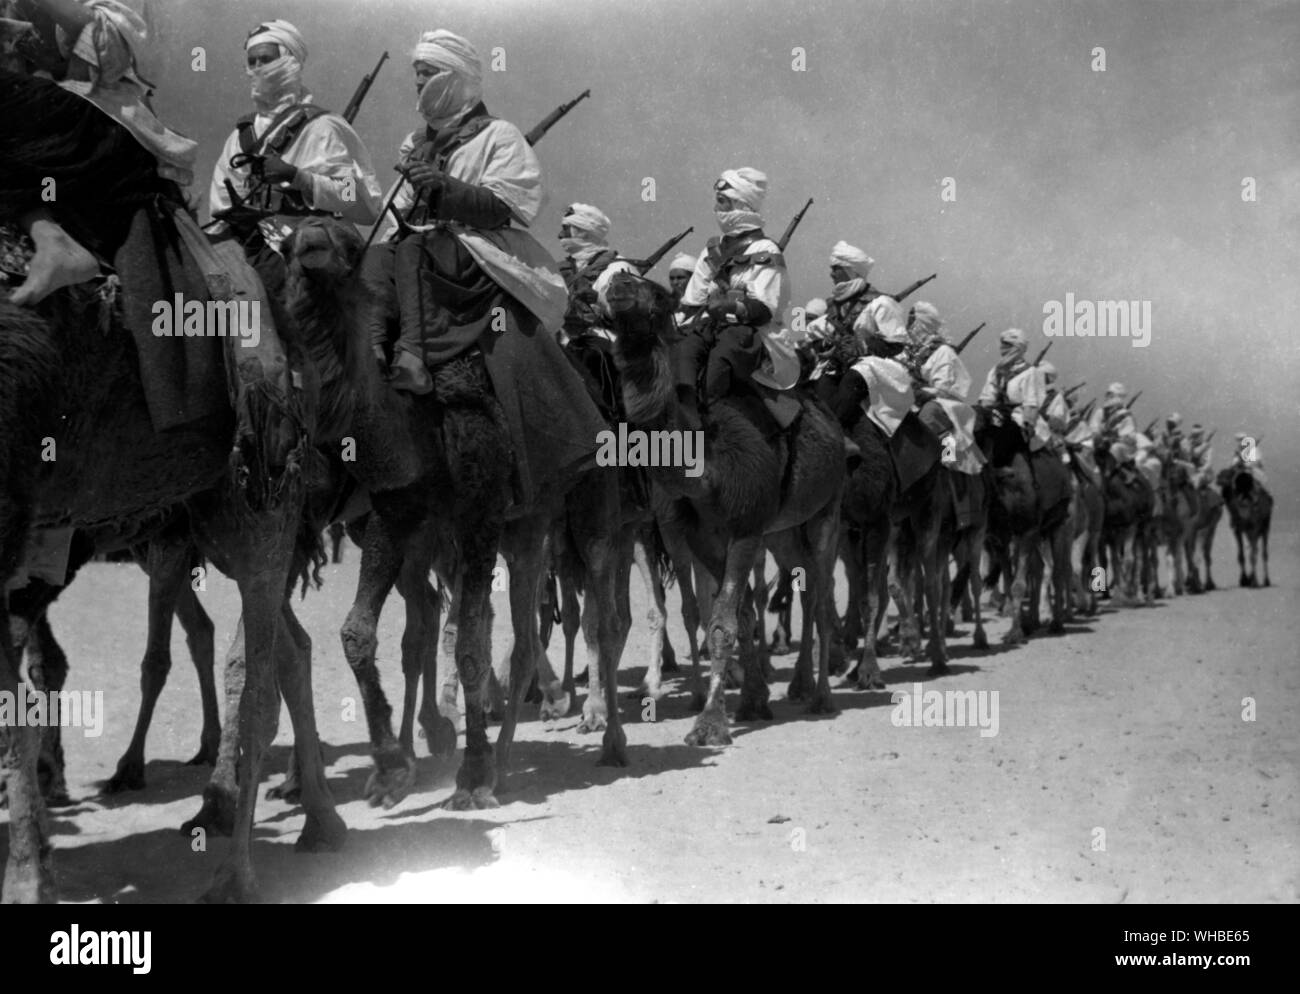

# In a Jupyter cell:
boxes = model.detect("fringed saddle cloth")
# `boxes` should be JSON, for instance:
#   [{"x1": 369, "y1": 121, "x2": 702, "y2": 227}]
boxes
[{"x1": 0, "y1": 221, "x2": 34, "y2": 290}]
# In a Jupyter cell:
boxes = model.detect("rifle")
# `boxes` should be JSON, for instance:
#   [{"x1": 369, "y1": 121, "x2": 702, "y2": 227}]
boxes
[
  {"x1": 953, "y1": 322, "x2": 985, "y2": 354},
  {"x1": 1031, "y1": 341, "x2": 1053, "y2": 366},
  {"x1": 1064, "y1": 381, "x2": 1086, "y2": 398},
  {"x1": 524, "y1": 89, "x2": 591, "y2": 146},
  {"x1": 342, "y1": 51, "x2": 389, "y2": 124},
  {"x1": 1143, "y1": 417, "x2": 1160, "y2": 436},
  {"x1": 633, "y1": 227, "x2": 694, "y2": 275},
  {"x1": 777, "y1": 198, "x2": 813, "y2": 252},
  {"x1": 890, "y1": 272, "x2": 937, "y2": 304},
  {"x1": 1070, "y1": 398, "x2": 1097, "y2": 427}
]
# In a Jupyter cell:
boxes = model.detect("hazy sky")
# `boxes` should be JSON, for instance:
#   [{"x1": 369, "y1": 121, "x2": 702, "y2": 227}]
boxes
[{"x1": 140, "y1": 0, "x2": 1298, "y2": 510}]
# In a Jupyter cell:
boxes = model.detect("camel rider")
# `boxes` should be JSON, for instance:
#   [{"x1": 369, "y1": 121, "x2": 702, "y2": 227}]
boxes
[
  {"x1": 556, "y1": 202, "x2": 638, "y2": 418},
  {"x1": 905, "y1": 301, "x2": 984, "y2": 475},
  {"x1": 557, "y1": 202, "x2": 638, "y2": 345},
  {"x1": 828, "y1": 295, "x2": 913, "y2": 436},
  {"x1": 1087, "y1": 381, "x2": 1141, "y2": 480},
  {"x1": 1, "y1": 0, "x2": 197, "y2": 306},
  {"x1": 675, "y1": 167, "x2": 792, "y2": 430},
  {"x1": 1229, "y1": 432, "x2": 1268, "y2": 486},
  {"x1": 209, "y1": 20, "x2": 382, "y2": 308},
  {"x1": 809, "y1": 241, "x2": 877, "y2": 379},
  {"x1": 667, "y1": 252, "x2": 696, "y2": 312},
  {"x1": 1159, "y1": 412, "x2": 1184, "y2": 461},
  {"x1": 355, "y1": 29, "x2": 602, "y2": 503},
  {"x1": 1181, "y1": 423, "x2": 1214, "y2": 488},
  {"x1": 977, "y1": 328, "x2": 1050, "y2": 451},
  {"x1": 1039, "y1": 359, "x2": 1100, "y2": 485}
]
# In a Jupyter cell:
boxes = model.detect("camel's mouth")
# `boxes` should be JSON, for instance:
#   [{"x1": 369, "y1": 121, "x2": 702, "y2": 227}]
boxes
[
  {"x1": 290, "y1": 225, "x2": 337, "y2": 271},
  {"x1": 605, "y1": 273, "x2": 642, "y2": 313}
]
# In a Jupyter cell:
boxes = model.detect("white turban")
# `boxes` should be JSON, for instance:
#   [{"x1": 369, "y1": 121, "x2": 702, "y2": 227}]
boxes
[
  {"x1": 908, "y1": 300, "x2": 944, "y2": 343},
  {"x1": 412, "y1": 29, "x2": 482, "y2": 82},
  {"x1": 668, "y1": 252, "x2": 697, "y2": 274},
  {"x1": 1167, "y1": 412, "x2": 1182, "y2": 427},
  {"x1": 246, "y1": 19, "x2": 307, "y2": 63},
  {"x1": 829, "y1": 241, "x2": 874, "y2": 279},
  {"x1": 717, "y1": 167, "x2": 767, "y2": 212},
  {"x1": 1106, "y1": 381, "x2": 1127, "y2": 398},
  {"x1": 1038, "y1": 359, "x2": 1057, "y2": 378},
  {"x1": 1190, "y1": 423, "x2": 1204, "y2": 435},
  {"x1": 563, "y1": 203, "x2": 611, "y2": 244},
  {"x1": 1000, "y1": 327, "x2": 1028, "y2": 353},
  {"x1": 805, "y1": 297, "x2": 828, "y2": 318}
]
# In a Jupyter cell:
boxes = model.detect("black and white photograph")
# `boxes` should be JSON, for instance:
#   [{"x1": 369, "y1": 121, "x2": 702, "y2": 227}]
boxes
[{"x1": 0, "y1": 0, "x2": 1294, "y2": 929}]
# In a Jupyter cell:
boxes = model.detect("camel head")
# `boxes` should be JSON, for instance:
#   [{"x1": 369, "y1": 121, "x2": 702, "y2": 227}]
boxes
[
  {"x1": 606, "y1": 272, "x2": 677, "y2": 428},
  {"x1": 283, "y1": 217, "x2": 366, "y2": 279}
]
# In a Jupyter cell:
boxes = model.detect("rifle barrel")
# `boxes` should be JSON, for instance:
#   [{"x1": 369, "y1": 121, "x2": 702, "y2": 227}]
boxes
[
  {"x1": 954, "y1": 321, "x2": 986, "y2": 354},
  {"x1": 525, "y1": 89, "x2": 591, "y2": 146},
  {"x1": 891, "y1": 272, "x2": 937, "y2": 303},
  {"x1": 636, "y1": 226, "x2": 694, "y2": 274},
  {"x1": 343, "y1": 50, "x2": 389, "y2": 124},
  {"x1": 777, "y1": 198, "x2": 814, "y2": 252},
  {"x1": 1032, "y1": 340, "x2": 1053, "y2": 366}
]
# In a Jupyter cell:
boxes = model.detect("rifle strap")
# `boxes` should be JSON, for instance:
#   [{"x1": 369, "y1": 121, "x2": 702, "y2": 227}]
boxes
[{"x1": 235, "y1": 103, "x2": 332, "y2": 160}]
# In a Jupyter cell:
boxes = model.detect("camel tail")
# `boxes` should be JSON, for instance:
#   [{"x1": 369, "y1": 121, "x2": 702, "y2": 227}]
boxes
[{"x1": 647, "y1": 518, "x2": 676, "y2": 590}]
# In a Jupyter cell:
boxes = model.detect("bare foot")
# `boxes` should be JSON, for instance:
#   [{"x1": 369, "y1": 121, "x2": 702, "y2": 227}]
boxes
[{"x1": 10, "y1": 219, "x2": 98, "y2": 306}]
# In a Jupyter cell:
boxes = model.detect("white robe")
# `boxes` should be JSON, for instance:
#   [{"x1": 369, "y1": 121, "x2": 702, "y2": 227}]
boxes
[
  {"x1": 379, "y1": 121, "x2": 569, "y2": 331},
  {"x1": 851, "y1": 355, "x2": 914, "y2": 438},
  {"x1": 979, "y1": 363, "x2": 1051, "y2": 450},
  {"x1": 918, "y1": 343, "x2": 982, "y2": 474},
  {"x1": 683, "y1": 236, "x2": 798, "y2": 390},
  {"x1": 56, "y1": 0, "x2": 197, "y2": 185},
  {"x1": 209, "y1": 95, "x2": 383, "y2": 253}
]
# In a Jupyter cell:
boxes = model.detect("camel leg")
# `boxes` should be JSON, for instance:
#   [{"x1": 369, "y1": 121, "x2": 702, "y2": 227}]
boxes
[
  {"x1": 836, "y1": 531, "x2": 861, "y2": 670},
  {"x1": 200, "y1": 559, "x2": 290, "y2": 904},
  {"x1": 109, "y1": 539, "x2": 192, "y2": 793},
  {"x1": 1261, "y1": 521, "x2": 1271, "y2": 587},
  {"x1": 558, "y1": 557, "x2": 582, "y2": 703},
  {"x1": 854, "y1": 517, "x2": 890, "y2": 690},
  {"x1": 1203, "y1": 523, "x2": 1216, "y2": 590},
  {"x1": 175, "y1": 580, "x2": 219, "y2": 766},
  {"x1": 181, "y1": 618, "x2": 244, "y2": 838},
  {"x1": 23, "y1": 614, "x2": 69, "y2": 807},
  {"x1": 340, "y1": 513, "x2": 413, "y2": 810},
  {"x1": 275, "y1": 602, "x2": 345, "y2": 853},
  {"x1": 750, "y1": 553, "x2": 776, "y2": 684},
  {"x1": 634, "y1": 535, "x2": 668, "y2": 701},
  {"x1": 1048, "y1": 524, "x2": 1071, "y2": 634},
  {"x1": 919, "y1": 513, "x2": 948, "y2": 674},
  {"x1": 777, "y1": 535, "x2": 813, "y2": 702},
  {"x1": 0, "y1": 596, "x2": 54, "y2": 904},
  {"x1": 598, "y1": 529, "x2": 634, "y2": 765},
  {"x1": 686, "y1": 535, "x2": 762, "y2": 747},
  {"x1": 1003, "y1": 534, "x2": 1032, "y2": 644},
  {"x1": 446, "y1": 577, "x2": 499, "y2": 811},
  {"x1": 893, "y1": 528, "x2": 923, "y2": 660},
  {"x1": 789, "y1": 498, "x2": 840, "y2": 713},
  {"x1": 497, "y1": 512, "x2": 551, "y2": 771}
]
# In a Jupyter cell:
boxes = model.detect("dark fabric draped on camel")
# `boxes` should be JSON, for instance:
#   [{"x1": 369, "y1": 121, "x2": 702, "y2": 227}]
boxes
[
  {"x1": 388, "y1": 230, "x2": 607, "y2": 508},
  {"x1": 0, "y1": 69, "x2": 171, "y2": 262}
]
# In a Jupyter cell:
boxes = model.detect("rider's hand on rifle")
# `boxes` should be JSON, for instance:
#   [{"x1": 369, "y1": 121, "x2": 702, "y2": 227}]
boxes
[
  {"x1": 261, "y1": 155, "x2": 299, "y2": 186},
  {"x1": 706, "y1": 288, "x2": 744, "y2": 324},
  {"x1": 403, "y1": 162, "x2": 446, "y2": 195}
]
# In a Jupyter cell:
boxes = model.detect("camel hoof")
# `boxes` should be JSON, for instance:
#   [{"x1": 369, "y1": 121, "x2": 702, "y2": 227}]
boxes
[
  {"x1": 539, "y1": 691, "x2": 571, "y2": 722},
  {"x1": 736, "y1": 699, "x2": 774, "y2": 722},
  {"x1": 972, "y1": 627, "x2": 989, "y2": 650},
  {"x1": 685, "y1": 711, "x2": 731, "y2": 747},
  {"x1": 577, "y1": 706, "x2": 608, "y2": 734},
  {"x1": 181, "y1": 787, "x2": 236, "y2": 838},
  {"x1": 770, "y1": 639, "x2": 792, "y2": 656},
  {"x1": 197, "y1": 869, "x2": 260, "y2": 905},
  {"x1": 265, "y1": 779, "x2": 301, "y2": 804},
  {"x1": 1048, "y1": 619, "x2": 1065, "y2": 635},
  {"x1": 598, "y1": 729, "x2": 629, "y2": 767},
  {"x1": 106, "y1": 760, "x2": 145, "y2": 794},
  {"x1": 827, "y1": 642, "x2": 848, "y2": 677},
  {"x1": 1205, "y1": 579, "x2": 1216, "y2": 591},
  {"x1": 662, "y1": 648, "x2": 680, "y2": 672},
  {"x1": 1002, "y1": 630, "x2": 1027, "y2": 646},
  {"x1": 364, "y1": 751, "x2": 415, "y2": 810},
  {"x1": 805, "y1": 690, "x2": 837, "y2": 716},
  {"x1": 856, "y1": 672, "x2": 886, "y2": 692},
  {"x1": 444, "y1": 787, "x2": 499, "y2": 811},
  {"x1": 295, "y1": 809, "x2": 347, "y2": 853},
  {"x1": 186, "y1": 740, "x2": 219, "y2": 767},
  {"x1": 423, "y1": 716, "x2": 458, "y2": 759},
  {"x1": 689, "y1": 691, "x2": 707, "y2": 714},
  {"x1": 927, "y1": 662, "x2": 950, "y2": 678},
  {"x1": 1264, "y1": 578, "x2": 1271, "y2": 588}
]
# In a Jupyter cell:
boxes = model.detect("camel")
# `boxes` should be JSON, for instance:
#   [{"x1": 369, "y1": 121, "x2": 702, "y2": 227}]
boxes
[
  {"x1": 1094, "y1": 446, "x2": 1156, "y2": 606},
  {"x1": 273, "y1": 218, "x2": 628, "y2": 812},
  {"x1": 606, "y1": 272, "x2": 845, "y2": 744},
  {"x1": 974, "y1": 409, "x2": 1072, "y2": 641},
  {"x1": 1218, "y1": 467, "x2": 1271, "y2": 588},
  {"x1": 1154, "y1": 458, "x2": 1201, "y2": 597},
  {"x1": 0, "y1": 268, "x2": 343, "y2": 904},
  {"x1": 1185, "y1": 484, "x2": 1223, "y2": 593}
]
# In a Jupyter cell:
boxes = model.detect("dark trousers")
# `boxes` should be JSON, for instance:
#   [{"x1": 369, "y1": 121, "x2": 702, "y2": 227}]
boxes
[{"x1": 674, "y1": 322, "x2": 763, "y2": 406}]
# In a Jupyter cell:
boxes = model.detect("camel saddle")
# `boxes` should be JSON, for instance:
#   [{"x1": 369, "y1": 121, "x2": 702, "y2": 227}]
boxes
[{"x1": 890, "y1": 410, "x2": 942, "y2": 493}]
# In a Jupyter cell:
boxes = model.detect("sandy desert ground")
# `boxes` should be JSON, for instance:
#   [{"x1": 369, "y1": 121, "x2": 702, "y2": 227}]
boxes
[{"x1": 4, "y1": 524, "x2": 1297, "y2": 903}]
